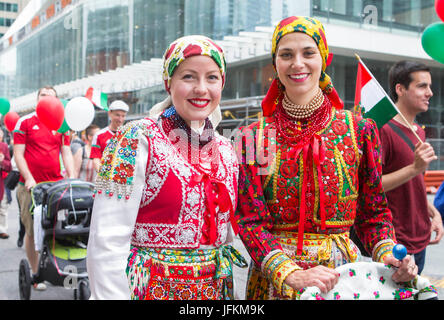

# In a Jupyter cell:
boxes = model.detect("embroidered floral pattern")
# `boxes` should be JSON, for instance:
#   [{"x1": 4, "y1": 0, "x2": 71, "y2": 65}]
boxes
[
  {"x1": 131, "y1": 118, "x2": 238, "y2": 249},
  {"x1": 287, "y1": 262, "x2": 438, "y2": 300},
  {"x1": 237, "y1": 110, "x2": 395, "y2": 271},
  {"x1": 94, "y1": 120, "x2": 149, "y2": 200},
  {"x1": 392, "y1": 288, "x2": 413, "y2": 300},
  {"x1": 126, "y1": 246, "x2": 247, "y2": 300},
  {"x1": 236, "y1": 109, "x2": 396, "y2": 299}
]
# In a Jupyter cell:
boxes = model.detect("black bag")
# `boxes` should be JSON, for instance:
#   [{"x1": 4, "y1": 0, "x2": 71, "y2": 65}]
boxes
[{"x1": 4, "y1": 170, "x2": 20, "y2": 190}]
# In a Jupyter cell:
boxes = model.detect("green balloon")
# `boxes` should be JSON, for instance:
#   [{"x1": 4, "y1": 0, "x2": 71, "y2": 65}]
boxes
[
  {"x1": 421, "y1": 22, "x2": 444, "y2": 64},
  {"x1": 57, "y1": 99, "x2": 70, "y2": 133},
  {"x1": 0, "y1": 97, "x2": 10, "y2": 115}
]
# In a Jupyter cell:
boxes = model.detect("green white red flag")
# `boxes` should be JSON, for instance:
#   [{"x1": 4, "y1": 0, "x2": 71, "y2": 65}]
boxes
[
  {"x1": 354, "y1": 57, "x2": 398, "y2": 128},
  {"x1": 85, "y1": 87, "x2": 108, "y2": 110}
]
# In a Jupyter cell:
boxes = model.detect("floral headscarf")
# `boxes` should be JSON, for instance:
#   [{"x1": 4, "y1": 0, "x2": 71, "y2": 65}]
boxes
[
  {"x1": 149, "y1": 35, "x2": 226, "y2": 127},
  {"x1": 262, "y1": 16, "x2": 343, "y2": 116},
  {"x1": 162, "y1": 35, "x2": 227, "y2": 93}
]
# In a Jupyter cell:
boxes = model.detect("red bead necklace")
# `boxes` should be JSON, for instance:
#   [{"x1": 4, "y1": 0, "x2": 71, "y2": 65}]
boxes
[{"x1": 274, "y1": 93, "x2": 332, "y2": 149}]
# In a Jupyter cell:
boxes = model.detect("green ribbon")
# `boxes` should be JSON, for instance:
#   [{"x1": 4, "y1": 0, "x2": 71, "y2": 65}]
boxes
[{"x1": 215, "y1": 245, "x2": 248, "y2": 279}]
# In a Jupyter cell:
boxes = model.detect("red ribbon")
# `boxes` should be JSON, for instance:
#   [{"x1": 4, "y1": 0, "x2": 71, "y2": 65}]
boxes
[
  {"x1": 191, "y1": 174, "x2": 238, "y2": 245},
  {"x1": 287, "y1": 134, "x2": 327, "y2": 255},
  {"x1": 261, "y1": 79, "x2": 281, "y2": 117}
]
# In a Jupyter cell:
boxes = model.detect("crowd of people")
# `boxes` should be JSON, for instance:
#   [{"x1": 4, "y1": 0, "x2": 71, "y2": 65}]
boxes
[
  {"x1": 1, "y1": 15, "x2": 443, "y2": 300},
  {"x1": 0, "y1": 86, "x2": 130, "y2": 291}
]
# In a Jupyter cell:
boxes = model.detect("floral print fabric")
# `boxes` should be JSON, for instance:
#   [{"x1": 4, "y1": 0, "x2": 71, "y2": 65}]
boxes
[
  {"x1": 298, "y1": 262, "x2": 437, "y2": 300},
  {"x1": 235, "y1": 108, "x2": 397, "y2": 298},
  {"x1": 126, "y1": 245, "x2": 247, "y2": 300},
  {"x1": 162, "y1": 35, "x2": 226, "y2": 92},
  {"x1": 236, "y1": 109, "x2": 395, "y2": 266}
]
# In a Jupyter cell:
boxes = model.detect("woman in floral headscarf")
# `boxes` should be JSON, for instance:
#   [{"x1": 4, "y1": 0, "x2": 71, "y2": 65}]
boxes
[
  {"x1": 235, "y1": 16, "x2": 419, "y2": 299},
  {"x1": 87, "y1": 35, "x2": 246, "y2": 300}
]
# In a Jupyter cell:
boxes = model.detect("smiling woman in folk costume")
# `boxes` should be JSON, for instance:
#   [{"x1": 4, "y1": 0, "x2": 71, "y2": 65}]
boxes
[
  {"x1": 235, "y1": 16, "x2": 419, "y2": 299},
  {"x1": 87, "y1": 35, "x2": 247, "y2": 300}
]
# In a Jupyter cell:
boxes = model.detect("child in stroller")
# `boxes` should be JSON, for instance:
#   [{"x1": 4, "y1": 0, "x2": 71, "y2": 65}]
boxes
[{"x1": 18, "y1": 179, "x2": 94, "y2": 300}]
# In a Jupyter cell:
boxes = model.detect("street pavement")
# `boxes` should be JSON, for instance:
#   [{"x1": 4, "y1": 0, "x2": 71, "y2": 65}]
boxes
[{"x1": 1, "y1": 190, "x2": 443, "y2": 300}]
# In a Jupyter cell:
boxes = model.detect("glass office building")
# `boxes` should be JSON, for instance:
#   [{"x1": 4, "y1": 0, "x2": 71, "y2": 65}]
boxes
[{"x1": 1, "y1": 0, "x2": 444, "y2": 168}]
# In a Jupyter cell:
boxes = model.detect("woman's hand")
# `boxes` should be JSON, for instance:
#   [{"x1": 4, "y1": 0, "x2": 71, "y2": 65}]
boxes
[
  {"x1": 384, "y1": 254, "x2": 418, "y2": 283},
  {"x1": 284, "y1": 265, "x2": 340, "y2": 293}
]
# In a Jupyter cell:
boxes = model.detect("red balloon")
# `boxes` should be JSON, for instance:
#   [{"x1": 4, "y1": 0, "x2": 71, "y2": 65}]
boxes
[
  {"x1": 36, "y1": 96, "x2": 65, "y2": 131},
  {"x1": 437, "y1": 0, "x2": 444, "y2": 22},
  {"x1": 4, "y1": 111, "x2": 20, "y2": 132}
]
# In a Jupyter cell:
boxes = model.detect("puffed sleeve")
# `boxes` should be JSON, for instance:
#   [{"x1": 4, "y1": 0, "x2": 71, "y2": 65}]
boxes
[
  {"x1": 87, "y1": 120, "x2": 150, "y2": 300},
  {"x1": 353, "y1": 118, "x2": 396, "y2": 262},
  {"x1": 235, "y1": 121, "x2": 301, "y2": 295}
]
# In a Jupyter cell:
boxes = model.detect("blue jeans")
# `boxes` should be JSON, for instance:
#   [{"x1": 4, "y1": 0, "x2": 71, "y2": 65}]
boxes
[
  {"x1": 413, "y1": 248, "x2": 426, "y2": 275},
  {"x1": 5, "y1": 187, "x2": 12, "y2": 203}
]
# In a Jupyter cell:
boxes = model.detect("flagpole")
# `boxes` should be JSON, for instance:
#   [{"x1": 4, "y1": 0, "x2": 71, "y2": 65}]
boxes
[{"x1": 354, "y1": 54, "x2": 423, "y2": 143}]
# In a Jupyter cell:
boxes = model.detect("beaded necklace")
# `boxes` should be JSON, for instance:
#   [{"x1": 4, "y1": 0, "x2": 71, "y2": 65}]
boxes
[
  {"x1": 275, "y1": 92, "x2": 332, "y2": 149},
  {"x1": 282, "y1": 88, "x2": 324, "y2": 119}
]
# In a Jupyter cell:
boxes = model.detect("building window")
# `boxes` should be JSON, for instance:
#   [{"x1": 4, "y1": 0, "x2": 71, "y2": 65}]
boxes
[
  {"x1": 0, "y1": 2, "x2": 18, "y2": 12},
  {"x1": 55, "y1": 0, "x2": 62, "y2": 14},
  {"x1": 0, "y1": 17, "x2": 14, "y2": 26}
]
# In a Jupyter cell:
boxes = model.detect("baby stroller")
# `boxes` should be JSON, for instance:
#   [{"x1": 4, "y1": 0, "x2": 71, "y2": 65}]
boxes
[{"x1": 18, "y1": 179, "x2": 94, "y2": 300}]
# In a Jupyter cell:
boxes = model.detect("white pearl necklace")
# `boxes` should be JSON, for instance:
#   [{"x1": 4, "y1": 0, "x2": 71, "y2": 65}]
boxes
[{"x1": 282, "y1": 88, "x2": 325, "y2": 119}]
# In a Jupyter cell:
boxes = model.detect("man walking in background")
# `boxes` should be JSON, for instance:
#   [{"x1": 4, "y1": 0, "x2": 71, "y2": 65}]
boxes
[
  {"x1": 13, "y1": 86, "x2": 75, "y2": 290},
  {"x1": 380, "y1": 61, "x2": 443, "y2": 274},
  {"x1": 90, "y1": 100, "x2": 129, "y2": 172}
]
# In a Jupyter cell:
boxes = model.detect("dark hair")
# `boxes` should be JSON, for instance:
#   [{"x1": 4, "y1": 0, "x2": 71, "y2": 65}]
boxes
[
  {"x1": 85, "y1": 124, "x2": 99, "y2": 137},
  {"x1": 37, "y1": 86, "x2": 57, "y2": 98},
  {"x1": 389, "y1": 61, "x2": 430, "y2": 102}
]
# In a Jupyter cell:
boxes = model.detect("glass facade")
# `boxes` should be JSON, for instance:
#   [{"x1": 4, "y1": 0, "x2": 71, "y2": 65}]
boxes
[
  {"x1": 2, "y1": 0, "x2": 440, "y2": 98},
  {"x1": 15, "y1": 8, "x2": 83, "y2": 96},
  {"x1": 313, "y1": 0, "x2": 439, "y2": 33},
  {"x1": 1, "y1": 0, "x2": 444, "y2": 168},
  {"x1": 84, "y1": 0, "x2": 130, "y2": 76}
]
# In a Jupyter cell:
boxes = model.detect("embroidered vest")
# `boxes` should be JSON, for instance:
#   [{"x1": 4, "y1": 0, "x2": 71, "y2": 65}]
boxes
[
  {"x1": 130, "y1": 118, "x2": 238, "y2": 249},
  {"x1": 259, "y1": 109, "x2": 361, "y2": 231}
]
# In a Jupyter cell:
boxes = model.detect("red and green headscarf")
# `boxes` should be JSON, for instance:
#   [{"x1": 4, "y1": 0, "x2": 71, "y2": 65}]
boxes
[
  {"x1": 162, "y1": 35, "x2": 227, "y2": 93},
  {"x1": 149, "y1": 35, "x2": 225, "y2": 128},
  {"x1": 262, "y1": 16, "x2": 343, "y2": 116}
]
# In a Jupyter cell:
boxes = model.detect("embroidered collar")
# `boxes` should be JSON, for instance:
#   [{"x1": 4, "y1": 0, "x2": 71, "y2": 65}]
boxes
[{"x1": 159, "y1": 107, "x2": 217, "y2": 173}]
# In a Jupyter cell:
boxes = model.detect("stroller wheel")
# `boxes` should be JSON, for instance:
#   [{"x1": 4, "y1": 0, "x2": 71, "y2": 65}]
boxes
[
  {"x1": 78, "y1": 279, "x2": 91, "y2": 300},
  {"x1": 18, "y1": 259, "x2": 32, "y2": 300}
]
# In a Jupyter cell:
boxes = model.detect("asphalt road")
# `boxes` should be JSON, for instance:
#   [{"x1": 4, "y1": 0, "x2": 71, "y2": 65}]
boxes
[{"x1": 1, "y1": 190, "x2": 442, "y2": 300}]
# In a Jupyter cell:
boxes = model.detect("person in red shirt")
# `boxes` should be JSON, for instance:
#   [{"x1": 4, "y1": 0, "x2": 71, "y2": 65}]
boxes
[
  {"x1": 0, "y1": 129, "x2": 12, "y2": 239},
  {"x1": 90, "y1": 100, "x2": 129, "y2": 172},
  {"x1": 380, "y1": 61, "x2": 444, "y2": 274},
  {"x1": 13, "y1": 86, "x2": 75, "y2": 290}
]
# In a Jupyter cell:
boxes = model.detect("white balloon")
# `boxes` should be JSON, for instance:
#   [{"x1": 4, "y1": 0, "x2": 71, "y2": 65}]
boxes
[{"x1": 65, "y1": 97, "x2": 95, "y2": 131}]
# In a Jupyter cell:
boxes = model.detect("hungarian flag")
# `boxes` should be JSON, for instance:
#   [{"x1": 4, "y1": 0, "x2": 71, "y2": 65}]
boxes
[
  {"x1": 354, "y1": 58, "x2": 398, "y2": 128},
  {"x1": 85, "y1": 87, "x2": 108, "y2": 110}
]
